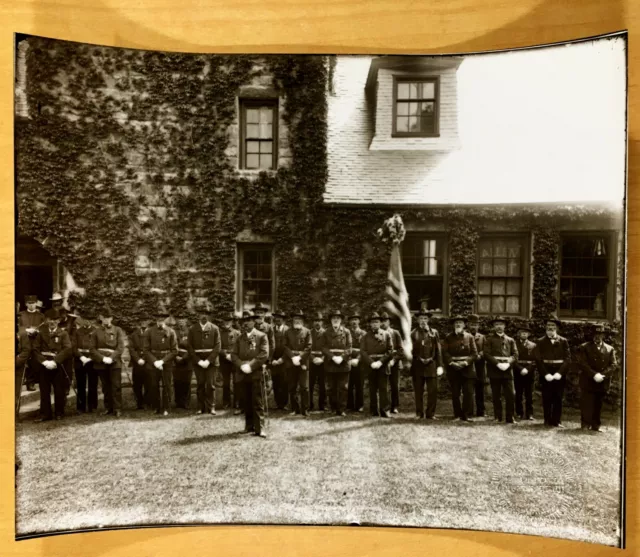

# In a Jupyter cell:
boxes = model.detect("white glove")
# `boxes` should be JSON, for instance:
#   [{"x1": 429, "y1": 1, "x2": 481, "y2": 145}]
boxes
[
  {"x1": 372, "y1": 361, "x2": 383, "y2": 370},
  {"x1": 497, "y1": 362, "x2": 510, "y2": 371},
  {"x1": 154, "y1": 360, "x2": 164, "y2": 370},
  {"x1": 137, "y1": 358, "x2": 145, "y2": 366},
  {"x1": 43, "y1": 360, "x2": 53, "y2": 370},
  {"x1": 272, "y1": 358, "x2": 282, "y2": 366},
  {"x1": 292, "y1": 356, "x2": 301, "y2": 366},
  {"x1": 520, "y1": 368, "x2": 528, "y2": 376},
  {"x1": 436, "y1": 366, "x2": 444, "y2": 376},
  {"x1": 198, "y1": 360, "x2": 207, "y2": 368},
  {"x1": 553, "y1": 372, "x2": 562, "y2": 380},
  {"x1": 80, "y1": 356, "x2": 91, "y2": 365},
  {"x1": 225, "y1": 353, "x2": 232, "y2": 361},
  {"x1": 102, "y1": 356, "x2": 113, "y2": 365},
  {"x1": 594, "y1": 373, "x2": 605, "y2": 383},
  {"x1": 302, "y1": 365, "x2": 307, "y2": 370},
  {"x1": 350, "y1": 358, "x2": 359, "y2": 367},
  {"x1": 241, "y1": 363, "x2": 251, "y2": 374},
  {"x1": 332, "y1": 356, "x2": 343, "y2": 365},
  {"x1": 26, "y1": 327, "x2": 37, "y2": 335},
  {"x1": 545, "y1": 373, "x2": 554, "y2": 382},
  {"x1": 202, "y1": 360, "x2": 211, "y2": 368},
  {"x1": 313, "y1": 357, "x2": 323, "y2": 365}
]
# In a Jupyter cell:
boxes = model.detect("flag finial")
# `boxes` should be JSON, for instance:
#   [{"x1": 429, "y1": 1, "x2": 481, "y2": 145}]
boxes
[{"x1": 377, "y1": 214, "x2": 406, "y2": 245}]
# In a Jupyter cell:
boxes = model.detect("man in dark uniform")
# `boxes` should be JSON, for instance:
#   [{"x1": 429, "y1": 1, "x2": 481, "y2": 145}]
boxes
[
  {"x1": 309, "y1": 312, "x2": 326, "y2": 412},
  {"x1": 284, "y1": 310, "x2": 312, "y2": 416},
  {"x1": 187, "y1": 308, "x2": 221, "y2": 415},
  {"x1": 34, "y1": 308, "x2": 72, "y2": 421},
  {"x1": 484, "y1": 316, "x2": 518, "y2": 424},
  {"x1": 577, "y1": 324, "x2": 617, "y2": 432},
  {"x1": 380, "y1": 311, "x2": 404, "y2": 414},
  {"x1": 467, "y1": 314, "x2": 487, "y2": 417},
  {"x1": 73, "y1": 309, "x2": 98, "y2": 414},
  {"x1": 128, "y1": 317, "x2": 151, "y2": 410},
  {"x1": 90, "y1": 306, "x2": 125, "y2": 417},
  {"x1": 231, "y1": 310, "x2": 269, "y2": 437},
  {"x1": 219, "y1": 311, "x2": 241, "y2": 411},
  {"x1": 534, "y1": 315, "x2": 571, "y2": 428},
  {"x1": 513, "y1": 325, "x2": 537, "y2": 421},
  {"x1": 173, "y1": 317, "x2": 193, "y2": 409},
  {"x1": 269, "y1": 309, "x2": 289, "y2": 411},
  {"x1": 410, "y1": 308, "x2": 443, "y2": 419},
  {"x1": 144, "y1": 310, "x2": 178, "y2": 416},
  {"x1": 360, "y1": 312, "x2": 394, "y2": 418},
  {"x1": 58, "y1": 306, "x2": 77, "y2": 396},
  {"x1": 442, "y1": 315, "x2": 478, "y2": 422},
  {"x1": 50, "y1": 291, "x2": 64, "y2": 310},
  {"x1": 321, "y1": 310, "x2": 352, "y2": 417},
  {"x1": 347, "y1": 310, "x2": 366, "y2": 412},
  {"x1": 19, "y1": 294, "x2": 44, "y2": 391}
]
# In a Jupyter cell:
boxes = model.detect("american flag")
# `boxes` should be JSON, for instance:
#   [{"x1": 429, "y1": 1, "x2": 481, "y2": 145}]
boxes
[{"x1": 384, "y1": 243, "x2": 413, "y2": 363}]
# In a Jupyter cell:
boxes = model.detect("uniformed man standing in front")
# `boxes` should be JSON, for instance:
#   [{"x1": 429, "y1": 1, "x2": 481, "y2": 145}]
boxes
[
  {"x1": 231, "y1": 310, "x2": 269, "y2": 437},
  {"x1": 308, "y1": 312, "x2": 327, "y2": 412},
  {"x1": 19, "y1": 294, "x2": 44, "y2": 391},
  {"x1": 128, "y1": 317, "x2": 151, "y2": 410},
  {"x1": 442, "y1": 315, "x2": 478, "y2": 422},
  {"x1": 187, "y1": 308, "x2": 221, "y2": 415},
  {"x1": 534, "y1": 315, "x2": 571, "y2": 428},
  {"x1": 410, "y1": 308, "x2": 443, "y2": 420},
  {"x1": 484, "y1": 316, "x2": 518, "y2": 424},
  {"x1": 467, "y1": 314, "x2": 487, "y2": 417},
  {"x1": 577, "y1": 324, "x2": 617, "y2": 432},
  {"x1": 346, "y1": 310, "x2": 366, "y2": 413},
  {"x1": 72, "y1": 309, "x2": 98, "y2": 414},
  {"x1": 269, "y1": 309, "x2": 289, "y2": 411},
  {"x1": 321, "y1": 310, "x2": 352, "y2": 417},
  {"x1": 253, "y1": 302, "x2": 277, "y2": 409},
  {"x1": 284, "y1": 309, "x2": 312, "y2": 416},
  {"x1": 360, "y1": 312, "x2": 393, "y2": 418},
  {"x1": 173, "y1": 317, "x2": 193, "y2": 410},
  {"x1": 144, "y1": 310, "x2": 178, "y2": 416},
  {"x1": 513, "y1": 325, "x2": 537, "y2": 421},
  {"x1": 219, "y1": 312, "x2": 241, "y2": 411},
  {"x1": 90, "y1": 306, "x2": 125, "y2": 417},
  {"x1": 34, "y1": 308, "x2": 72, "y2": 421},
  {"x1": 380, "y1": 311, "x2": 404, "y2": 414}
]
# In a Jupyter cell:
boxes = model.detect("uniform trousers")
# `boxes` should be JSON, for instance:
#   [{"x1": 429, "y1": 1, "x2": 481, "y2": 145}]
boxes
[
  {"x1": 271, "y1": 363, "x2": 289, "y2": 409},
  {"x1": 514, "y1": 368, "x2": 535, "y2": 418},
  {"x1": 39, "y1": 363, "x2": 67, "y2": 419},
  {"x1": 389, "y1": 361, "x2": 401, "y2": 411},
  {"x1": 15, "y1": 365, "x2": 25, "y2": 415},
  {"x1": 173, "y1": 362, "x2": 192, "y2": 409},
  {"x1": 473, "y1": 359, "x2": 487, "y2": 416},
  {"x1": 489, "y1": 377, "x2": 515, "y2": 422},
  {"x1": 243, "y1": 373, "x2": 265, "y2": 434},
  {"x1": 368, "y1": 367, "x2": 390, "y2": 415},
  {"x1": 413, "y1": 374, "x2": 438, "y2": 418},
  {"x1": 132, "y1": 363, "x2": 151, "y2": 409},
  {"x1": 328, "y1": 371, "x2": 349, "y2": 414},
  {"x1": 287, "y1": 364, "x2": 309, "y2": 414},
  {"x1": 219, "y1": 358, "x2": 235, "y2": 408},
  {"x1": 75, "y1": 360, "x2": 98, "y2": 412},
  {"x1": 347, "y1": 363, "x2": 365, "y2": 410},
  {"x1": 193, "y1": 363, "x2": 215, "y2": 412},
  {"x1": 580, "y1": 387, "x2": 605, "y2": 429},
  {"x1": 309, "y1": 361, "x2": 326, "y2": 410},
  {"x1": 540, "y1": 370, "x2": 566, "y2": 426},
  {"x1": 447, "y1": 366, "x2": 475, "y2": 419},
  {"x1": 151, "y1": 364, "x2": 173, "y2": 412},
  {"x1": 99, "y1": 366, "x2": 122, "y2": 412}
]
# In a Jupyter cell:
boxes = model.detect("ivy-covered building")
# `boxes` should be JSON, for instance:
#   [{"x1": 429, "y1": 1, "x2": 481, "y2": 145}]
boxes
[{"x1": 15, "y1": 36, "x2": 626, "y2": 336}]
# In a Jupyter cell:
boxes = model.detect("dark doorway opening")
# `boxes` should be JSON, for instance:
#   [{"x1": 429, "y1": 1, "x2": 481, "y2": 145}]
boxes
[{"x1": 16, "y1": 265, "x2": 54, "y2": 312}]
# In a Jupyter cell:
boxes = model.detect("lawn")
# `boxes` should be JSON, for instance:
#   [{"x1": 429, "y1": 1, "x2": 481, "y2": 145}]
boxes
[{"x1": 15, "y1": 391, "x2": 622, "y2": 546}]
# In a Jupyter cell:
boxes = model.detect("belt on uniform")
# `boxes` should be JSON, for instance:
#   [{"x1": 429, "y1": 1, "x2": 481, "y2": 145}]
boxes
[
  {"x1": 494, "y1": 357, "x2": 511, "y2": 362},
  {"x1": 290, "y1": 351, "x2": 305, "y2": 356},
  {"x1": 178, "y1": 348, "x2": 189, "y2": 355},
  {"x1": 311, "y1": 351, "x2": 323, "y2": 356},
  {"x1": 450, "y1": 356, "x2": 470, "y2": 361},
  {"x1": 77, "y1": 349, "x2": 90, "y2": 354},
  {"x1": 520, "y1": 360, "x2": 535, "y2": 364},
  {"x1": 329, "y1": 349, "x2": 345, "y2": 354},
  {"x1": 41, "y1": 351, "x2": 57, "y2": 358},
  {"x1": 98, "y1": 348, "x2": 115, "y2": 355},
  {"x1": 543, "y1": 360, "x2": 564, "y2": 364},
  {"x1": 152, "y1": 350, "x2": 171, "y2": 355},
  {"x1": 351, "y1": 348, "x2": 361, "y2": 354},
  {"x1": 195, "y1": 349, "x2": 213, "y2": 353}
]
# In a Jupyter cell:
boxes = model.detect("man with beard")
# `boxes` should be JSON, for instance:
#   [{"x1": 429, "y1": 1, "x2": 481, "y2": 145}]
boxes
[
  {"x1": 467, "y1": 314, "x2": 487, "y2": 417},
  {"x1": 269, "y1": 309, "x2": 290, "y2": 411},
  {"x1": 284, "y1": 309, "x2": 312, "y2": 416},
  {"x1": 218, "y1": 312, "x2": 241, "y2": 411},
  {"x1": 484, "y1": 316, "x2": 518, "y2": 424},
  {"x1": 513, "y1": 325, "x2": 537, "y2": 421},
  {"x1": 442, "y1": 315, "x2": 478, "y2": 422},
  {"x1": 360, "y1": 312, "x2": 393, "y2": 418},
  {"x1": 90, "y1": 305, "x2": 125, "y2": 417},
  {"x1": 187, "y1": 308, "x2": 221, "y2": 415},
  {"x1": 346, "y1": 310, "x2": 366, "y2": 413},
  {"x1": 73, "y1": 309, "x2": 99, "y2": 414},
  {"x1": 144, "y1": 310, "x2": 178, "y2": 416},
  {"x1": 309, "y1": 312, "x2": 327, "y2": 412},
  {"x1": 231, "y1": 310, "x2": 269, "y2": 437},
  {"x1": 34, "y1": 308, "x2": 72, "y2": 421},
  {"x1": 534, "y1": 314, "x2": 571, "y2": 428},
  {"x1": 380, "y1": 311, "x2": 404, "y2": 414},
  {"x1": 321, "y1": 310, "x2": 352, "y2": 417},
  {"x1": 128, "y1": 316, "x2": 151, "y2": 410},
  {"x1": 18, "y1": 294, "x2": 44, "y2": 391}
]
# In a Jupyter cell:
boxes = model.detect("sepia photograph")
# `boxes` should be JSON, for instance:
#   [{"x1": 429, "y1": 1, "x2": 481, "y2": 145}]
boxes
[{"x1": 13, "y1": 32, "x2": 627, "y2": 546}]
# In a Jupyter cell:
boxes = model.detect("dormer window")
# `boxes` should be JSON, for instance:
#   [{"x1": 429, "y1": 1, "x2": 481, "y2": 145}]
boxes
[{"x1": 392, "y1": 77, "x2": 439, "y2": 137}]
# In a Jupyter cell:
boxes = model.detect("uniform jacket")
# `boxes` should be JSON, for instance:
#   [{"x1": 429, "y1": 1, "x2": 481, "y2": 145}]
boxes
[
  {"x1": 90, "y1": 325, "x2": 125, "y2": 369},
  {"x1": 73, "y1": 324, "x2": 95, "y2": 367},
  {"x1": 143, "y1": 325, "x2": 178, "y2": 365},
  {"x1": 175, "y1": 329, "x2": 192, "y2": 369},
  {"x1": 577, "y1": 340, "x2": 617, "y2": 392},
  {"x1": 483, "y1": 332, "x2": 518, "y2": 379},
  {"x1": 385, "y1": 327, "x2": 404, "y2": 366},
  {"x1": 534, "y1": 335, "x2": 571, "y2": 377},
  {"x1": 256, "y1": 321, "x2": 275, "y2": 360},
  {"x1": 513, "y1": 339, "x2": 537, "y2": 374},
  {"x1": 321, "y1": 325, "x2": 353, "y2": 374},
  {"x1": 128, "y1": 328, "x2": 146, "y2": 368},
  {"x1": 442, "y1": 331, "x2": 478, "y2": 378},
  {"x1": 349, "y1": 327, "x2": 366, "y2": 359},
  {"x1": 35, "y1": 325, "x2": 72, "y2": 365},
  {"x1": 310, "y1": 327, "x2": 325, "y2": 362},
  {"x1": 283, "y1": 326, "x2": 312, "y2": 368},
  {"x1": 410, "y1": 326, "x2": 443, "y2": 378},
  {"x1": 18, "y1": 310, "x2": 45, "y2": 330},
  {"x1": 231, "y1": 328, "x2": 269, "y2": 377},
  {"x1": 219, "y1": 326, "x2": 241, "y2": 364},
  {"x1": 187, "y1": 322, "x2": 221, "y2": 366},
  {"x1": 272, "y1": 323, "x2": 289, "y2": 361},
  {"x1": 360, "y1": 329, "x2": 393, "y2": 373},
  {"x1": 16, "y1": 329, "x2": 31, "y2": 369}
]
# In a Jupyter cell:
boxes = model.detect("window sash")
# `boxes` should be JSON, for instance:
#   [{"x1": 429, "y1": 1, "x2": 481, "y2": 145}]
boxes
[
  {"x1": 240, "y1": 100, "x2": 278, "y2": 170},
  {"x1": 392, "y1": 77, "x2": 440, "y2": 137},
  {"x1": 402, "y1": 234, "x2": 448, "y2": 312},
  {"x1": 237, "y1": 245, "x2": 275, "y2": 311}
]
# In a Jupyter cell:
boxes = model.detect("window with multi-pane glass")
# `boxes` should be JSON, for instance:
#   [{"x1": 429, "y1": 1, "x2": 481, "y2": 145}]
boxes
[
  {"x1": 402, "y1": 236, "x2": 446, "y2": 312},
  {"x1": 240, "y1": 101, "x2": 277, "y2": 170},
  {"x1": 238, "y1": 245, "x2": 274, "y2": 311},
  {"x1": 394, "y1": 79, "x2": 438, "y2": 136}
]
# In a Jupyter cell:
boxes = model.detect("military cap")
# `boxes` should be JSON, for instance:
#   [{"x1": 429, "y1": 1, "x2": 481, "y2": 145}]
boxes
[
  {"x1": 98, "y1": 305, "x2": 113, "y2": 318},
  {"x1": 467, "y1": 314, "x2": 480, "y2": 323},
  {"x1": 450, "y1": 314, "x2": 468, "y2": 323},
  {"x1": 516, "y1": 324, "x2": 532, "y2": 333},
  {"x1": 241, "y1": 310, "x2": 257, "y2": 321},
  {"x1": 312, "y1": 311, "x2": 324, "y2": 321},
  {"x1": 165, "y1": 315, "x2": 177, "y2": 327},
  {"x1": 272, "y1": 309, "x2": 287, "y2": 319},
  {"x1": 50, "y1": 292, "x2": 64, "y2": 302},
  {"x1": 36, "y1": 300, "x2": 43, "y2": 309},
  {"x1": 290, "y1": 309, "x2": 305, "y2": 320},
  {"x1": 544, "y1": 314, "x2": 562, "y2": 327},
  {"x1": 252, "y1": 302, "x2": 269, "y2": 314},
  {"x1": 44, "y1": 308, "x2": 60, "y2": 320},
  {"x1": 491, "y1": 315, "x2": 507, "y2": 325},
  {"x1": 367, "y1": 311, "x2": 382, "y2": 322},
  {"x1": 25, "y1": 294, "x2": 37, "y2": 303},
  {"x1": 592, "y1": 323, "x2": 607, "y2": 334},
  {"x1": 416, "y1": 308, "x2": 433, "y2": 317},
  {"x1": 348, "y1": 310, "x2": 361, "y2": 320},
  {"x1": 328, "y1": 309, "x2": 345, "y2": 319},
  {"x1": 379, "y1": 311, "x2": 391, "y2": 321},
  {"x1": 155, "y1": 309, "x2": 170, "y2": 318},
  {"x1": 220, "y1": 311, "x2": 235, "y2": 322}
]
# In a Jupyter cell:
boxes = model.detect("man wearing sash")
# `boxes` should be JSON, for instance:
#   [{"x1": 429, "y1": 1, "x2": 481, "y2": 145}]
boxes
[
  {"x1": 284, "y1": 309, "x2": 312, "y2": 416},
  {"x1": 144, "y1": 310, "x2": 178, "y2": 416},
  {"x1": 484, "y1": 316, "x2": 518, "y2": 424},
  {"x1": 321, "y1": 310, "x2": 352, "y2": 417},
  {"x1": 360, "y1": 312, "x2": 394, "y2": 418},
  {"x1": 346, "y1": 310, "x2": 366, "y2": 413},
  {"x1": 187, "y1": 308, "x2": 221, "y2": 415}
]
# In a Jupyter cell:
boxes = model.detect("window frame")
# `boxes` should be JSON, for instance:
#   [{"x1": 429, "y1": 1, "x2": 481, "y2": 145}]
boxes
[
  {"x1": 238, "y1": 99, "x2": 279, "y2": 171},
  {"x1": 401, "y1": 232, "x2": 449, "y2": 315},
  {"x1": 475, "y1": 232, "x2": 531, "y2": 318},
  {"x1": 236, "y1": 243, "x2": 276, "y2": 312},
  {"x1": 391, "y1": 76, "x2": 440, "y2": 138},
  {"x1": 557, "y1": 230, "x2": 617, "y2": 321}
]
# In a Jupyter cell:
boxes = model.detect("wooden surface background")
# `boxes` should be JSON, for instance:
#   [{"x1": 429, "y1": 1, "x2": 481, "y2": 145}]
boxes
[{"x1": 0, "y1": 0, "x2": 637, "y2": 555}]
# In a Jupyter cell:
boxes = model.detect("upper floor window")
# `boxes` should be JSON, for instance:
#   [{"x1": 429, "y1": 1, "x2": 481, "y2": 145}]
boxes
[
  {"x1": 402, "y1": 235, "x2": 447, "y2": 313},
  {"x1": 559, "y1": 234, "x2": 612, "y2": 319},
  {"x1": 392, "y1": 77, "x2": 439, "y2": 137},
  {"x1": 477, "y1": 235, "x2": 528, "y2": 316},
  {"x1": 237, "y1": 244, "x2": 275, "y2": 311},
  {"x1": 239, "y1": 100, "x2": 278, "y2": 170}
]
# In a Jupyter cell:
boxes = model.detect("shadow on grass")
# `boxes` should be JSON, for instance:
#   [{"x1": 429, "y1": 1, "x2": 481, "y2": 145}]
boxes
[{"x1": 172, "y1": 431, "x2": 243, "y2": 445}]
